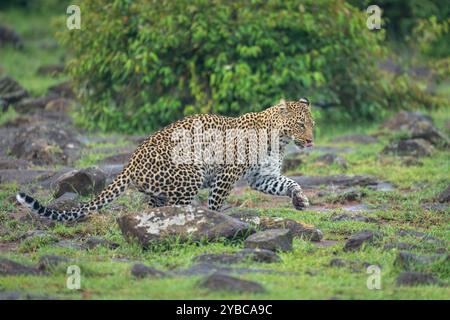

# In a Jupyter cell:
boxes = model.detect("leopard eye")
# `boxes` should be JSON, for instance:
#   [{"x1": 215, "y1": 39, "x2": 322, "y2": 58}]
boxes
[{"x1": 299, "y1": 123, "x2": 305, "y2": 129}]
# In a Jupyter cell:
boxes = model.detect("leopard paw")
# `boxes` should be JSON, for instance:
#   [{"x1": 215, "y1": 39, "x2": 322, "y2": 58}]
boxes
[{"x1": 292, "y1": 191, "x2": 310, "y2": 210}]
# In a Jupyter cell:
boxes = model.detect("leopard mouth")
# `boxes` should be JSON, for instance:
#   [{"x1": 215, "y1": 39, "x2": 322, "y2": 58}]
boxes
[{"x1": 294, "y1": 141, "x2": 314, "y2": 148}]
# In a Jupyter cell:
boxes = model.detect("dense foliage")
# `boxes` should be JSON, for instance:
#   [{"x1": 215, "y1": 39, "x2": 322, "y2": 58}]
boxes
[{"x1": 59, "y1": 0, "x2": 443, "y2": 132}]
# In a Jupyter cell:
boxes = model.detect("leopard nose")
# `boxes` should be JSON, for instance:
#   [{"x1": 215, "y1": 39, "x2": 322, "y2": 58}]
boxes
[{"x1": 305, "y1": 139, "x2": 314, "y2": 147}]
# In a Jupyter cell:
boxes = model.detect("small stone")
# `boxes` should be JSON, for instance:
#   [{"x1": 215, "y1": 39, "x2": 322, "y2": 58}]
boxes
[
  {"x1": 197, "y1": 273, "x2": 265, "y2": 293},
  {"x1": 343, "y1": 230, "x2": 381, "y2": 252},
  {"x1": 193, "y1": 253, "x2": 242, "y2": 265},
  {"x1": 394, "y1": 251, "x2": 444, "y2": 270},
  {"x1": 130, "y1": 263, "x2": 167, "y2": 278},
  {"x1": 437, "y1": 185, "x2": 450, "y2": 203},
  {"x1": 396, "y1": 271, "x2": 440, "y2": 286},
  {"x1": 382, "y1": 139, "x2": 435, "y2": 157},
  {"x1": 0, "y1": 258, "x2": 43, "y2": 276},
  {"x1": 383, "y1": 242, "x2": 418, "y2": 250},
  {"x1": 329, "y1": 258, "x2": 347, "y2": 268},
  {"x1": 244, "y1": 229, "x2": 293, "y2": 252},
  {"x1": 237, "y1": 248, "x2": 281, "y2": 263},
  {"x1": 53, "y1": 167, "x2": 107, "y2": 198},
  {"x1": 331, "y1": 135, "x2": 379, "y2": 144},
  {"x1": 331, "y1": 213, "x2": 376, "y2": 223},
  {"x1": 38, "y1": 255, "x2": 69, "y2": 271},
  {"x1": 82, "y1": 236, "x2": 120, "y2": 250}
]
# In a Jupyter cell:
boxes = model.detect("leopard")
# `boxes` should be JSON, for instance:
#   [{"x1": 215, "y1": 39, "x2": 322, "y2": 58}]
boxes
[{"x1": 16, "y1": 98, "x2": 315, "y2": 221}]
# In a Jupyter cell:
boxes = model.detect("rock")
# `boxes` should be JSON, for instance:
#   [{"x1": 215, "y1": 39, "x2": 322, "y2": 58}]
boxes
[
  {"x1": 229, "y1": 210, "x2": 323, "y2": 241},
  {"x1": 343, "y1": 230, "x2": 381, "y2": 252},
  {"x1": 383, "y1": 242, "x2": 418, "y2": 251},
  {"x1": 38, "y1": 255, "x2": 69, "y2": 271},
  {"x1": 238, "y1": 248, "x2": 281, "y2": 263},
  {"x1": 331, "y1": 134, "x2": 378, "y2": 144},
  {"x1": 401, "y1": 156, "x2": 423, "y2": 167},
  {"x1": 193, "y1": 253, "x2": 243, "y2": 265},
  {"x1": 48, "y1": 192, "x2": 79, "y2": 211},
  {"x1": 47, "y1": 81, "x2": 76, "y2": 99},
  {"x1": 396, "y1": 229, "x2": 441, "y2": 244},
  {"x1": 0, "y1": 76, "x2": 29, "y2": 106},
  {"x1": 0, "y1": 168, "x2": 67, "y2": 186},
  {"x1": 281, "y1": 156, "x2": 305, "y2": 173},
  {"x1": 330, "y1": 188, "x2": 367, "y2": 203},
  {"x1": 382, "y1": 139, "x2": 435, "y2": 157},
  {"x1": 290, "y1": 174, "x2": 378, "y2": 189},
  {"x1": 197, "y1": 273, "x2": 265, "y2": 293},
  {"x1": 329, "y1": 258, "x2": 347, "y2": 268},
  {"x1": 0, "y1": 158, "x2": 29, "y2": 170},
  {"x1": 14, "y1": 96, "x2": 55, "y2": 113},
  {"x1": 0, "y1": 24, "x2": 23, "y2": 49},
  {"x1": 8, "y1": 123, "x2": 81, "y2": 165},
  {"x1": 382, "y1": 111, "x2": 449, "y2": 147},
  {"x1": 394, "y1": 251, "x2": 445, "y2": 270},
  {"x1": 101, "y1": 152, "x2": 132, "y2": 165},
  {"x1": 174, "y1": 262, "x2": 288, "y2": 276},
  {"x1": 437, "y1": 185, "x2": 450, "y2": 203},
  {"x1": 44, "y1": 98, "x2": 73, "y2": 112},
  {"x1": 244, "y1": 229, "x2": 293, "y2": 252},
  {"x1": 396, "y1": 271, "x2": 440, "y2": 286},
  {"x1": 117, "y1": 206, "x2": 252, "y2": 247},
  {"x1": 36, "y1": 64, "x2": 64, "y2": 76},
  {"x1": 314, "y1": 153, "x2": 348, "y2": 169},
  {"x1": 54, "y1": 240, "x2": 83, "y2": 250},
  {"x1": 331, "y1": 213, "x2": 376, "y2": 223},
  {"x1": 130, "y1": 263, "x2": 167, "y2": 278},
  {"x1": 82, "y1": 236, "x2": 119, "y2": 250},
  {"x1": 53, "y1": 167, "x2": 107, "y2": 198},
  {"x1": 0, "y1": 258, "x2": 43, "y2": 276},
  {"x1": 193, "y1": 249, "x2": 281, "y2": 265}
]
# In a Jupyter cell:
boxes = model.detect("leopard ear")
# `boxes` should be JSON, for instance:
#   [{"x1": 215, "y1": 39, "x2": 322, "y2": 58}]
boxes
[{"x1": 279, "y1": 99, "x2": 287, "y2": 112}]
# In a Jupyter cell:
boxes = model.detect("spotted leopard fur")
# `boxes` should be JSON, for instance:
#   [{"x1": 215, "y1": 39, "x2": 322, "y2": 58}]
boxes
[{"x1": 17, "y1": 98, "x2": 315, "y2": 221}]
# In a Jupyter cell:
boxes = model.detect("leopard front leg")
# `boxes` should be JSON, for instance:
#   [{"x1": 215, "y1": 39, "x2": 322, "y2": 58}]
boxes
[{"x1": 247, "y1": 174, "x2": 309, "y2": 210}]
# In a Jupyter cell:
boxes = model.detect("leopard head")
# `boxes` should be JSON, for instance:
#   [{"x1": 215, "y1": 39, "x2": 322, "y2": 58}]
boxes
[{"x1": 277, "y1": 98, "x2": 315, "y2": 148}]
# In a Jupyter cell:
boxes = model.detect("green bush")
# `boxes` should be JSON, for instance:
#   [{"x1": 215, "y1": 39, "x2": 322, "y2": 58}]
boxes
[{"x1": 60, "y1": 0, "x2": 438, "y2": 133}]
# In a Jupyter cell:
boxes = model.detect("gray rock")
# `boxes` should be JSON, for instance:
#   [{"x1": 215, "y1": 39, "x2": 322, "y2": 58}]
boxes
[
  {"x1": 82, "y1": 236, "x2": 119, "y2": 250},
  {"x1": 197, "y1": 273, "x2": 265, "y2": 293},
  {"x1": 0, "y1": 76, "x2": 28, "y2": 106},
  {"x1": 238, "y1": 248, "x2": 281, "y2": 263},
  {"x1": 437, "y1": 185, "x2": 450, "y2": 203},
  {"x1": 36, "y1": 64, "x2": 64, "y2": 76},
  {"x1": 53, "y1": 167, "x2": 107, "y2": 198},
  {"x1": 117, "y1": 206, "x2": 252, "y2": 247},
  {"x1": 38, "y1": 255, "x2": 69, "y2": 271},
  {"x1": 314, "y1": 153, "x2": 348, "y2": 169},
  {"x1": 396, "y1": 271, "x2": 440, "y2": 286},
  {"x1": 290, "y1": 174, "x2": 378, "y2": 189},
  {"x1": 130, "y1": 263, "x2": 167, "y2": 278},
  {"x1": 47, "y1": 81, "x2": 76, "y2": 99},
  {"x1": 381, "y1": 111, "x2": 449, "y2": 147},
  {"x1": 9, "y1": 123, "x2": 81, "y2": 165},
  {"x1": 0, "y1": 24, "x2": 24, "y2": 49},
  {"x1": 0, "y1": 258, "x2": 43, "y2": 276},
  {"x1": 383, "y1": 242, "x2": 418, "y2": 251},
  {"x1": 331, "y1": 213, "x2": 376, "y2": 223},
  {"x1": 331, "y1": 135, "x2": 378, "y2": 144},
  {"x1": 343, "y1": 230, "x2": 381, "y2": 251},
  {"x1": 396, "y1": 229, "x2": 442, "y2": 244},
  {"x1": 383, "y1": 139, "x2": 435, "y2": 157},
  {"x1": 15, "y1": 96, "x2": 56, "y2": 113},
  {"x1": 244, "y1": 229, "x2": 293, "y2": 252},
  {"x1": 229, "y1": 210, "x2": 323, "y2": 241},
  {"x1": 173, "y1": 263, "x2": 294, "y2": 277},
  {"x1": 0, "y1": 158, "x2": 29, "y2": 170},
  {"x1": 193, "y1": 249, "x2": 281, "y2": 265},
  {"x1": 394, "y1": 251, "x2": 446, "y2": 270},
  {"x1": 54, "y1": 240, "x2": 83, "y2": 250}
]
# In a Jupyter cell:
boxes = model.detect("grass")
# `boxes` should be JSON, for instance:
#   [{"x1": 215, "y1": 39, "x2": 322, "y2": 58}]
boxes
[
  {"x1": 0, "y1": 8, "x2": 449, "y2": 300},
  {"x1": 0, "y1": 113, "x2": 448, "y2": 299}
]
